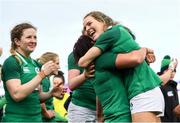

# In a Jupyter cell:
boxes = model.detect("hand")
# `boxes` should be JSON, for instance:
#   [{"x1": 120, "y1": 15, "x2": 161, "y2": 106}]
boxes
[
  {"x1": 145, "y1": 48, "x2": 156, "y2": 64},
  {"x1": 169, "y1": 58, "x2": 178, "y2": 71},
  {"x1": 84, "y1": 63, "x2": 95, "y2": 78},
  {"x1": 43, "y1": 110, "x2": 55, "y2": 119},
  {"x1": 174, "y1": 105, "x2": 180, "y2": 116},
  {"x1": 41, "y1": 61, "x2": 58, "y2": 76},
  {"x1": 51, "y1": 83, "x2": 67, "y2": 99}
]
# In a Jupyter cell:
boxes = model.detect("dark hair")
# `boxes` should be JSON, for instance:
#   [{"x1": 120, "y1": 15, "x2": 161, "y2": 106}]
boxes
[
  {"x1": 10, "y1": 23, "x2": 36, "y2": 53},
  {"x1": 73, "y1": 35, "x2": 94, "y2": 63},
  {"x1": 10, "y1": 23, "x2": 37, "y2": 64},
  {"x1": 54, "y1": 70, "x2": 65, "y2": 84}
]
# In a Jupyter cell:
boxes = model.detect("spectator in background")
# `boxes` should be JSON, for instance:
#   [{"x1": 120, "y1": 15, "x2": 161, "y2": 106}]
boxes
[
  {"x1": 37, "y1": 52, "x2": 67, "y2": 122},
  {"x1": 158, "y1": 55, "x2": 180, "y2": 122},
  {"x1": 53, "y1": 70, "x2": 69, "y2": 122}
]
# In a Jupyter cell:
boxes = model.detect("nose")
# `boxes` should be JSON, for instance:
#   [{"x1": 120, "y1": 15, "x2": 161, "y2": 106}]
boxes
[
  {"x1": 31, "y1": 38, "x2": 36, "y2": 43},
  {"x1": 86, "y1": 26, "x2": 91, "y2": 32},
  {"x1": 60, "y1": 85, "x2": 64, "y2": 88}
]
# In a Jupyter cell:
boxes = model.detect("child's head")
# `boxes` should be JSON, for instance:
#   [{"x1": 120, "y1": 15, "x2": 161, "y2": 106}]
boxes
[
  {"x1": 53, "y1": 71, "x2": 65, "y2": 99},
  {"x1": 53, "y1": 71, "x2": 65, "y2": 87}
]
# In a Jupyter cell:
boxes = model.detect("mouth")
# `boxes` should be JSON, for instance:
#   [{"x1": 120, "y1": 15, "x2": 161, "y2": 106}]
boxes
[
  {"x1": 87, "y1": 28, "x2": 95, "y2": 40},
  {"x1": 28, "y1": 42, "x2": 37, "y2": 49}
]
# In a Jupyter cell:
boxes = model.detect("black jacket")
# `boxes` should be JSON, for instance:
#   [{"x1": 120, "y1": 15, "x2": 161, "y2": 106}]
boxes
[{"x1": 160, "y1": 80, "x2": 180, "y2": 122}]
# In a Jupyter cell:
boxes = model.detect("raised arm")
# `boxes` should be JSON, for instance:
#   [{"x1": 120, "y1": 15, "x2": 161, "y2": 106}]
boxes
[
  {"x1": 115, "y1": 47, "x2": 147, "y2": 69},
  {"x1": 96, "y1": 47, "x2": 148, "y2": 70},
  {"x1": 158, "y1": 70, "x2": 172, "y2": 85},
  {"x1": 78, "y1": 47, "x2": 102, "y2": 68},
  {"x1": 5, "y1": 61, "x2": 57, "y2": 102},
  {"x1": 159, "y1": 58, "x2": 178, "y2": 85}
]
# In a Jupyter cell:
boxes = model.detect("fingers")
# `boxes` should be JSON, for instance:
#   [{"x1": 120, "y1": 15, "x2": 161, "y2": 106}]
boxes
[
  {"x1": 146, "y1": 53, "x2": 156, "y2": 64},
  {"x1": 145, "y1": 48, "x2": 156, "y2": 64},
  {"x1": 84, "y1": 64, "x2": 95, "y2": 78},
  {"x1": 41, "y1": 61, "x2": 58, "y2": 76},
  {"x1": 55, "y1": 82, "x2": 61, "y2": 87},
  {"x1": 169, "y1": 58, "x2": 178, "y2": 70},
  {"x1": 63, "y1": 87, "x2": 68, "y2": 93},
  {"x1": 51, "y1": 85, "x2": 67, "y2": 99},
  {"x1": 54, "y1": 83, "x2": 67, "y2": 93},
  {"x1": 146, "y1": 48, "x2": 154, "y2": 54}
]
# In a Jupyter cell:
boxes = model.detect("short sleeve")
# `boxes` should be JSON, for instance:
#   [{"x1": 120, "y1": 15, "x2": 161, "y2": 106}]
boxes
[
  {"x1": 95, "y1": 26, "x2": 120, "y2": 52},
  {"x1": 2, "y1": 56, "x2": 21, "y2": 82},
  {"x1": 68, "y1": 52, "x2": 81, "y2": 70}
]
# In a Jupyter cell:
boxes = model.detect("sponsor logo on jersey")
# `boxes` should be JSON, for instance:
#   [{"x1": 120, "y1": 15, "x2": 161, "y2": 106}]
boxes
[
  {"x1": 23, "y1": 67, "x2": 30, "y2": 73},
  {"x1": 167, "y1": 91, "x2": 174, "y2": 97}
]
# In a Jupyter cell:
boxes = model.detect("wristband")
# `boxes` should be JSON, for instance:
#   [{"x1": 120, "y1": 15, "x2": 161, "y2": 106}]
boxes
[{"x1": 38, "y1": 70, "x2": 46, "y2": 79}]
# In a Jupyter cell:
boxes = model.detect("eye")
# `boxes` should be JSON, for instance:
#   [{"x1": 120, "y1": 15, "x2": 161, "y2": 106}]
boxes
[
  {"x1": 87, "y1": 21, "x2": 91, "y2": 26},
  {"x1": 27, "y1": 36, "x2": 31, "y2": 39},
  {"x1": 83, "y1": 26, "x2": 86, "y2": 32}
]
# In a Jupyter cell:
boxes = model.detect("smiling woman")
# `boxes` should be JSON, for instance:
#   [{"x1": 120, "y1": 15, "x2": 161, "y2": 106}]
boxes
[
  {"x1": 1, "y1": 23, "x2": 60, "y2": 122},
  {"x1": 79, "y1": 11, "x2": 164, "y2": 122}
]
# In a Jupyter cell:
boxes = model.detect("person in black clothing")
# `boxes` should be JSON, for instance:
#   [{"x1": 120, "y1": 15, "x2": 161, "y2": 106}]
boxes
[{"x1": 158, "y1": 55, "x2": 180, "y2": 122}]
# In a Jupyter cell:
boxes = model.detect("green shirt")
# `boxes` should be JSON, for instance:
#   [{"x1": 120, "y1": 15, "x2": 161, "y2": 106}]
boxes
[
  {"x1": 68, "y1": 52, "x2": 96, "y2": 110},
  {"x1": 2, "y1": 53, "x2": 42, "y2": 122},
  {"x1": 93, "y1": 51, "x2": 131, "y2": 122},
  {"x1": 95, "y1": 25, "x2": 162, "y2": 100},
  {"x1": 41, "y1": 76, "x2": 55, "y2": 122}
]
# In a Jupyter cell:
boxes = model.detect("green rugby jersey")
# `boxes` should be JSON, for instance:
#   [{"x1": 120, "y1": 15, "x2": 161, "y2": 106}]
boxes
[{"x1": 2, "y1": 52, "x2": 42, "y2": 122}]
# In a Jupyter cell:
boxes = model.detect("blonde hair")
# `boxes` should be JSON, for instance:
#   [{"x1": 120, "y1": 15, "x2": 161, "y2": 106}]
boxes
[
  {"x1": 37, "y1": 52, "x2": 59, "y2": 65},
  {"x1": 84, "y1": 11, "x2": 136, "y2": 39},
  {"x1": 84, "y1": 11, "x2": 118, "y2": 28}
]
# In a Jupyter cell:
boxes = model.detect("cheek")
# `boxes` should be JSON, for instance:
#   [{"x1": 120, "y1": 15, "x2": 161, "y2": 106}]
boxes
[
  {"x1": 60, "y1": 85, "x2": 64, "y2": 88},
  {"x1": 53, "y1": 82, "x2": 57, "y2": 86},
  {"x1": 97, "y1": 26, "x2": 106, "y2": 35}
]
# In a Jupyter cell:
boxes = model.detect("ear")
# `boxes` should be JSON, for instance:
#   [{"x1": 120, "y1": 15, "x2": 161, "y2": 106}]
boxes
[
  {"x1": 103, "y1": 23, "x2": 108, "y2": 31},
  {"x1": 14, "y1": 38, "x2": 21, "y2": 46}
]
